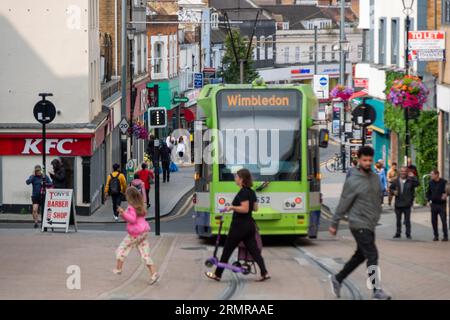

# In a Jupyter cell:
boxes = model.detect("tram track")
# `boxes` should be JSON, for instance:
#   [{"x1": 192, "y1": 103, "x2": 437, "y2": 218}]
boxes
[{"x1": 293, "y1": 243, "x2": 364, "y2": 300}]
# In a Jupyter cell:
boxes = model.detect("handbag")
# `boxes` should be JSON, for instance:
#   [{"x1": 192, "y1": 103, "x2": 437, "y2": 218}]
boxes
[{"x1": 170, "y1": 162, "x2": 178, "y2": 172}]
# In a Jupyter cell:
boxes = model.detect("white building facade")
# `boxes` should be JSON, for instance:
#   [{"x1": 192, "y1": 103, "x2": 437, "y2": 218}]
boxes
[{"x1": 0, "y1": 0, "x2": 108, "y2": 214}]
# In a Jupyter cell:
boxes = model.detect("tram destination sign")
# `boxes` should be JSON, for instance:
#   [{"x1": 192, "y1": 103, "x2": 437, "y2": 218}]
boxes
[{"x1": 217, "y1": 89, "x2": 301, "y2": 113}]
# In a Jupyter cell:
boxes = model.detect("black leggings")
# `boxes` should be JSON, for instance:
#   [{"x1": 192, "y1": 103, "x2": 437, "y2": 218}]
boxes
[{"x1": 215, "y1": 219, "x2": 268, "y2": 278}]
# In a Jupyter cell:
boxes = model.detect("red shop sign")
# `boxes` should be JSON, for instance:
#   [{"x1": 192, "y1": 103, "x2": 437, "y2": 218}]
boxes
[{"x1": 0, "y1": 134, "x2": 93, "y2": 156}]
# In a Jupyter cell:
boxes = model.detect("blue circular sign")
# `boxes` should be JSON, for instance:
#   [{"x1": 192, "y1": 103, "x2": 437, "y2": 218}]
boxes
[{"x1": 319, "y1": 77, "x2": 328, "y2": 86}]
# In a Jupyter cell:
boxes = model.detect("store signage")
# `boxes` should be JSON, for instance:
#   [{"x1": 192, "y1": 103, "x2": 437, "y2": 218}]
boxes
[
  {"x1": 354, "y1": 78, "x2": 369, "y2": 89},
  {"x1": 291, "y1": 68, "x2": 311, "y2": 74},
  {"x1": 42, "y1": 189, "x2": 77, "y2": 233},
  {"x1": 408, "y1": 31, "x2": 445, "y2": 50},
  {"x1": 417, "y1": 49, "x2": 444, "y2": 61},
  {"x1": 194, "y1": 73, "x2": 203, "y2": 89},
  {"x1": 0, "y1": 134, "x2": 93, "y2": 156}
]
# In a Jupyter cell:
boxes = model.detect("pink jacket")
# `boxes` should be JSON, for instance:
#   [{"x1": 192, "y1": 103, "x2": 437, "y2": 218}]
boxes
[
  {"x1": 122, "y1": 205, "x2": 150, "y2": 237},
  {"x1": 130, "y1": 179, "x2": 147, "y2": 204}
]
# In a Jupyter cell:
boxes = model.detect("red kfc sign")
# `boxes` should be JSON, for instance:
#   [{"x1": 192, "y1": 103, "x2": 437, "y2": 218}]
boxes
[{"x1": 0, "y1": 134, "x2": 93, "y2": 156}]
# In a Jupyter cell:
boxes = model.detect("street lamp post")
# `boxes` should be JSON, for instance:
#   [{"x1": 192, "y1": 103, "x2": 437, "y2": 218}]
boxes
[
  {"x1": 127, "y1": 26, "x2": 136, "y2": 161},
  {"x1": 403, "y1": 0, "x2": 414, "y2": 166}
]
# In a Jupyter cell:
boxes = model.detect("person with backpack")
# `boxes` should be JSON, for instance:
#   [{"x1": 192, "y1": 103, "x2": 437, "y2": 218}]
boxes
[
  {"x1": 137, "y1": 163, "x2": 154, "y2": 208},
  {"x1": 160, "y1": 141, "x2": 172, "y2": 183},
  {"x1": 130, "y1": 173, "x2": 147, "y2": 206},
  {"x1": 104, "y1": 164, "x2": 127, "y2": 222},
  {"x1": 26, "y1": 165, "x2": 52, "y2": 228}
]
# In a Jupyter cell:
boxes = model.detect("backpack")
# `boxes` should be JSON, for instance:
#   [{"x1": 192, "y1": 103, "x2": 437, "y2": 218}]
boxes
[
  {"x1": 109, "y1": 174, "x2": 121, "y2": 195},
  {"x1": 133, "y1": 181, "x2": 143, "y2": 192}
]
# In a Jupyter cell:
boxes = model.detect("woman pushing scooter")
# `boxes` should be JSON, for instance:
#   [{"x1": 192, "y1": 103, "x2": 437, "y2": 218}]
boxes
[{"x1": 205, "y1": 169, "x2": 271, "y2": 282}]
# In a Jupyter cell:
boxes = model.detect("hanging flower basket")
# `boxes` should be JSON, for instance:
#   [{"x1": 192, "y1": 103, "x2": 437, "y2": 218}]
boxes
[
  {"x1": 387, "y1": 75, "x2": 429, "y2": 110},
  {"x1": 330, "y1": 85, "x2": 354, "y2": 102},
  {"x1": 128, "y1": 121, "x2": 149, "y2": 140}
]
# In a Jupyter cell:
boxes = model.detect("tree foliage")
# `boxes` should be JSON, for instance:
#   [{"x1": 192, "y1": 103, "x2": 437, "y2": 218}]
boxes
[{"x1": 219, "y1": 30, "x2": 259, "y2": 84}]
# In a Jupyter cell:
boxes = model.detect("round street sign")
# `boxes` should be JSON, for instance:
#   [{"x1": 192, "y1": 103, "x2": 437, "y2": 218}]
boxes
[
  {"x1": 319, "y1": 77, "x2": 328, "y2": 86},
  {"x1": 33, "y1": 100, "x2": 56, "y2": 124},
  {"x1": 352, "y1": 103, "x2": 376, "y2": 127}
]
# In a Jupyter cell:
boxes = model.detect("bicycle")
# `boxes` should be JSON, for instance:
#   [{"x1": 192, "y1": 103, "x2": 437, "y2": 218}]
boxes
[{"x1": 325, "y1": 153, "x2": 343, "y2": 173}]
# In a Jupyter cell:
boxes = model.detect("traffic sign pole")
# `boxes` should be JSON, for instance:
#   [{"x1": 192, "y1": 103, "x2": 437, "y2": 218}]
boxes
[{"x1": 34, "y1": 93, "x2": 56, "y2": 232}]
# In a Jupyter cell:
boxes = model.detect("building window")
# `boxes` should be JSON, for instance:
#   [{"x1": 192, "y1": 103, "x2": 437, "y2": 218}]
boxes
[
  {"x1": 443, "y1": 0, "x2": 450, "y2": 25},
  {"x1": 322, "y1": 45, "x2": 326, "y2": 61},
  {"x1": 267, "y1": 36, "x2": 273, "y2": 60},
  {"x1": 252, "y1": 36, "x2": 258, "y2": 60},
  {"x1": 309, "y1": 46, "x2": 314, "y2": 62},
  {"x1": 153, "y1": 42, "x2": 163, "y2": 74},
  {"x1": 391, "y1": 19, "x2": 399, "y2": 66},
  {"x1": 378, "y1": 18, "x2": 386, "y2": 64},
  {"x1": 259, "y1": 36, "x2": 266, "y2": 60},
  {"x1": 284, "y1": 47, "x2": 289, "y2": 64},
  {"x1": 362, "y1": 29, "x2": 370, "y2": 62},
  {"x1": 295, "y1": 47, "x2": 300, "y2": 63},
  {"x1": 283, "y1": 22, "x2": 289, "y2": 30},
  {"x1": 331, "y1": 50, "x2": 336, "y2": 61}
]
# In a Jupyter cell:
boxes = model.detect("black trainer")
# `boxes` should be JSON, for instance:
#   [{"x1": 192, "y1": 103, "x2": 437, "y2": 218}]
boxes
[
  {"x1": 329, "y1": 275, "x2": 341, "y2": 298},
  {"x1": 393, "y1": 234, "x2": 401, "y2": 239}
]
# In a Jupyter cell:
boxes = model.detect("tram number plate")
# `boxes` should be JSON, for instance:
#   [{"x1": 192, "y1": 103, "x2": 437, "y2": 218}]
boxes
[{"x1": 257, "y1": 196, "x2": 271, "y2": 204}]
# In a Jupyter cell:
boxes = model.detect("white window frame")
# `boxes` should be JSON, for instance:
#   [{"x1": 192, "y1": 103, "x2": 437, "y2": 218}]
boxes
[
  {"x1": 267, "y1": 36, "x2": 273, "y2": 60},
  {"x1": 259, "y1": 36, "x2": 265, "y2": 60}
]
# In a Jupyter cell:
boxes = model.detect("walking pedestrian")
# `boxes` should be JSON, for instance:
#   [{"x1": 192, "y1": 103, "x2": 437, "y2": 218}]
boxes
[
  {"x1": 166, "y1": 133, "x2": 176, "y2": 150},
  {"x1": 427, "y1": 169, "x2": 448, "y2": 241},
  {"x1": 387, "y1": 162, "x2": 399, "y2": 206},
  {"x1": 407, "y1": 158, "x2": 418, "y2": 177},
  {"x1": 104, "y1": 164, "x2": 127, "y2": 222},
  {"x1": 26, "y1": 165, "x2": 51, "y2": 228},
  {"x1": 375, "y1": 162, "x2": 387, "y2": 204},
  {"x1": 176, "y1": 136, "x2": 186, "y2": 164},
  {"x1": 147, "y1": 134, "x2": 156, "y2": 167},
  {"x1": 130, "y1": 173, "x2": 147, "y2": 206},
  {"x1": 329, "y1": 146, "x2": 391, "y2": 300},
  {"x1": 160, "y1": 141, "x2": 172, "y2": 183},
  {"x1": 113, "y1": 187, "x2": 160, "y2": 284},
  {"x1": 390, "y1": 166, "x2": 419, "y2": 239},
  {"x1": 137, "y1": 163, "x2": 154, "y2": 208},
  {"x1": 205, "y1": 169, "x2": 270, "y2": 282},
  {"x1": 49, "y1": 159, "x2": 67, "y2": 188}
]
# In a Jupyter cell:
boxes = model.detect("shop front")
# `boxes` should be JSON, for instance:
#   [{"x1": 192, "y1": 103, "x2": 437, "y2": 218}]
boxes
[
  {"x1": 0, "y1": 132, "x2": 107, "y2": 215},
  {"x1": 146, "y1": 78, "x2": 180, "y2": 137}
]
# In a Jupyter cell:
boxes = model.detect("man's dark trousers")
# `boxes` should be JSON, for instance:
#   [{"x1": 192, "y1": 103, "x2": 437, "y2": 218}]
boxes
[
  {"x1": 335, "y1": 228, "x2": 379, "y2": 288},
  {"x1": 111, "y1": 194, "x2": 122, "y2": 218},
  {"x1": 395, "y1": 207, "x2": 412, "y2": 236},
  {"x1": 431, "y1": 203, "x2": 448, "y2": 239}
]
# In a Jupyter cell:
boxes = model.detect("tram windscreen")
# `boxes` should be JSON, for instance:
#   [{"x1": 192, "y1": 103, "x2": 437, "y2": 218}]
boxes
[{"x1": 216, "y1": 89, "x2": 302, "y2": 181}]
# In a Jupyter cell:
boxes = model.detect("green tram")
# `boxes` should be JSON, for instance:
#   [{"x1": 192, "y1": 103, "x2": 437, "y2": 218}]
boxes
[{"x1": 193, "y1": 79, "x2": 329, "y2": 238}]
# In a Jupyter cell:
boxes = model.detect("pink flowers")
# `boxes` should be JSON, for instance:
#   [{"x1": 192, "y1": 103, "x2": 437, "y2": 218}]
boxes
[
  {"x1": 330, "y1": 85, "x2": 354, "y2": 102},
  {"x1": 128, "y1": 121, "x2": 149, "y2": 140},
  {"x1": 387, "y1": 75, "x2": 429, "y2": 110}
]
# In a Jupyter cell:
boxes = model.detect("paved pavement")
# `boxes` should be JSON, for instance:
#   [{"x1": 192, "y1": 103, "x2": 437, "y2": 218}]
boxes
[
  {"x1": 0, "y1": 165, "x2": 194, "y2": 224},
  {"x1": 2, "y1": 147, "x2": 450, "y2": 300}
]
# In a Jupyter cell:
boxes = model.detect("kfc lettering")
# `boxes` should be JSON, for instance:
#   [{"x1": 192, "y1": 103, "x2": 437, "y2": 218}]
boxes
[{"x1": 0, "y1": 134, "x2": 93, "y2": 156}]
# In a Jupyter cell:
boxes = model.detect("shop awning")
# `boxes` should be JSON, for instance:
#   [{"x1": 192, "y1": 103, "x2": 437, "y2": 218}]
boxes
[
  {"x1": 183, "y1": 108, "x2": 196, "y2": 122},
  {"x1": 350, "y1": 89, "x2": 368, "y2": 101}
]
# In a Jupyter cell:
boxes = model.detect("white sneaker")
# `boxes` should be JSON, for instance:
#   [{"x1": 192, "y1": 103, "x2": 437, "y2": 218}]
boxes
[
  {"x1": 112, "y1": 268, "x2": 122, "y2": 275},
  {"x1": 149, "y1": 273, "x2": 160, "y2": 285},
  {"x1": 114, "y1": 216, "x2": 119, "y2": 222}
]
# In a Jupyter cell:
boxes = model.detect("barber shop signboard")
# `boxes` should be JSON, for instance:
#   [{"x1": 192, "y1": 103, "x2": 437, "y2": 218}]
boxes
[{"x1": 42, "y1": 189, "x2": 77, "y2": 233}]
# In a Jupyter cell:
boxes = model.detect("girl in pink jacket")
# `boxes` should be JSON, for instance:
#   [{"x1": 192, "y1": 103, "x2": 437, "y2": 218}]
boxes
[{"x1": 113, "y1": 187, "x2": 159, "y2": 284}]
